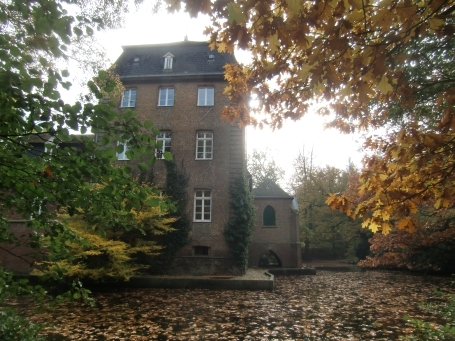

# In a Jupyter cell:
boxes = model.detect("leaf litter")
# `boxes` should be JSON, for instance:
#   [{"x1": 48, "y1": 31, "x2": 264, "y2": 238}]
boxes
[{"x1": 14, "y1": 270, "x2": 455, "y2": 340}]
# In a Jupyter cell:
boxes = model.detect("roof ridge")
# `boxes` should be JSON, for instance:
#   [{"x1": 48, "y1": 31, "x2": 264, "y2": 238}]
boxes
[{"x1": 121, "y1": 41, "x2": 210, "y2": 50}]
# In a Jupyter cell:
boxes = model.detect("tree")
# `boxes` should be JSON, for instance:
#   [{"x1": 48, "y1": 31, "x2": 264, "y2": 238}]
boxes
[
  {"x1": 169, "y1": 0, "x2": 454, "y2": 234},
  {"x1": 224, "y1": 174, "x2": 256, "y2": 274},
  {"x1": 169, "y1": 0, "x2": 453, "y2": 127},
  {"x1": 290, "y1": 149, "x2": 364, "y2": 260},
  {"x1": 0, "y1": 0, "x2": 170, "y2": 337},
  {"x1": 247, "y1": 148, "x2": 285, "y2": 187},
  {"x1": 34, "y1": 185, "x2": 177, "y2": 281}
]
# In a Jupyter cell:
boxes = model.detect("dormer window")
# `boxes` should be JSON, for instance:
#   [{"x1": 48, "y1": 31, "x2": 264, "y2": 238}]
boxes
[{"x1": 163, "y1": 52, "x2": 174, "y2": 69}]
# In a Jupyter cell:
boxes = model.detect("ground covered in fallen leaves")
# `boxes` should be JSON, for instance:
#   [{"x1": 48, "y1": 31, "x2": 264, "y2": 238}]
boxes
[{"x1": 14, "y1": 270, "x2": 455, "y2": 340}]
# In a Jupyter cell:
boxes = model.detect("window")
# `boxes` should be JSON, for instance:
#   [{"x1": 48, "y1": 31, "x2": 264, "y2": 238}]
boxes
[
  {"x1": 121, "y1": 89, "x2": 136, "y2": 107},
  {"x1": 194, "y1": 190, "x2": 211, "y2": 222},
  {"x1": 155, "y1": 132, "x2": 171, "y2": 159},
  {"x1": 163, "y1": 52, "x2": 174, "y2": 69},
  {"x1": 158, "y1": 88, "x2": 174, "y2": 106},
  {"x1": 198, "y1": 87, "x2": 214, "y2": 106},
  {"x1": 194, "y1": 246, "x2": 209, "y2": 256},
  {"x1": 117, "y1": 141, "x2": 130, "y2": 160},
  {"x1": 263, "y1": 205, "x2": 276, "y2": 226},
  {"x1": 27, "y1": 143, "x2": 45, "y2": 158},
  {"x1": 196, "y1": 132, "x2": 213, "y2": 160}
]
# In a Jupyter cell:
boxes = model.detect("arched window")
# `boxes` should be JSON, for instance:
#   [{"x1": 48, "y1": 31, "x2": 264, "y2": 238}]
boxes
[{"x1": 263, "y1": 205, "x2": 276, "y2": 226}]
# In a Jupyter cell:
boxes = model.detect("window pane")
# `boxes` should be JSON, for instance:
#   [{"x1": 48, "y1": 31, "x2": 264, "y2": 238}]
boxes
[
  {"x1": 207, "y1": 88, "x2": 214, "y2": 105},
  {"x1": 130, "y1": 90, "x2": 136, "y2": 106},
  {"x1": 263, "y1": 205, "x2": 276, "y2": 226},
  {"x1": 198, "y1": 89, "x2": 205, "y2": 105},
  {"x1": 159, "y1": 90, "x2": 166, "y2": 105},
  {"x1": 168, "y1": 89, "x2": 174, "y2": 105}
]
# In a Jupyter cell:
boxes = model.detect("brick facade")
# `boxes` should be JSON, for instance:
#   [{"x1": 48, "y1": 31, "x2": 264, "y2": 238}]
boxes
[
  {"x1": 1, "y1": 42, "x2": 301, "y2": 276},
  {"x1": 116, "y1": 41, "x2": 245, "y2": 275},
  {"x1": 249, "y1": 180, "x2": 302, "y2": 268},
  {"x1": 0, "y1": 221, "x2": 44, "y2": 274}
]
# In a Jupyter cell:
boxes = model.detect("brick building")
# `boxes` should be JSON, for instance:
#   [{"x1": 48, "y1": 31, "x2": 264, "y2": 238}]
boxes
[
  {"x1": 1, "y1": 41, "x2": 302, "y2": 276},
  {"x1": 114, "y1": 40, "x2": 246, "y2": 275},
  {"x1": 249, "y1": 179, "x2": 302, "y2": 268}
]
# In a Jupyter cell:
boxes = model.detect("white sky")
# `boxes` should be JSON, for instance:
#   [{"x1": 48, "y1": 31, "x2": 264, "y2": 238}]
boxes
[{"x1": 89, "y1": 7, "x2": 364, "y2": 187}]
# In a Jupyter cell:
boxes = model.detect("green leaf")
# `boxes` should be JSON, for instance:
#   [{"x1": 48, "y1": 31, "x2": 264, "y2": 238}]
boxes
[
  {"x1": 138, "y1": 162, "x2": 148, "y2": 172},
  {"x1": 144, "y1": 120, "x2": 153, "y2": 129},
  {"x1": 163, "y1": 151, "x2": 173, "y2": 161},
  {"x1": 227, "y1": 2, "x2": 246, "y2": 25},
  {"x1": 146, "y1": 197, "x2": 160, "y2": 206}
]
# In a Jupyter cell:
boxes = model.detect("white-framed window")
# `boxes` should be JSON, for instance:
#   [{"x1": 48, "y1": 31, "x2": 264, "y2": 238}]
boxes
[
  {"x1": 121, "y1": 89, "x2": 136, "y2": 107},
  {"x1": 155, "y1": 132, "x2": 171, "y2": 159},
  {"x1": 158, "y1": 88, "x2": 174, "y2": 106},
  {"x1": 198, "y1": 87, "x2": 214, "y2": 106},
  {"x1": 196, "y1": 131, "x2": 213, "y2": 160},
  {"x1": 163, "y1": 52, "x2": 174, "y2": 69},
  {"x1": 194, "y1": 190, "x2": 211, "y2": 222},
  {"x1": 117, "y1": 141, "x2": 130, "y2": 160}
]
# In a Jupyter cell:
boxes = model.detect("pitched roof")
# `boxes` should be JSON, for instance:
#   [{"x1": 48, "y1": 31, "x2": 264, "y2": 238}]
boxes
[
  {"x1": 114, "y1": 41, "x2": 237, "y2": 80},
  {"x1": 253, "y1": 178, "x2": 293, "y2": 199}
]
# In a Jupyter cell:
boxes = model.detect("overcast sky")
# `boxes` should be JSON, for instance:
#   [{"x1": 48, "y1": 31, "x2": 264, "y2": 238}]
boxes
[{"x1": 82, "y1": 7, "x2": 364, "y2": 188}]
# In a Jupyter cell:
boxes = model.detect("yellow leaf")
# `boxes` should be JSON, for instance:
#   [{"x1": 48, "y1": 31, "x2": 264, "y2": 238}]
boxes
[
  {"x1": 377, "y1": 75, "x2": 393, "y2": 94},
  {"x1": 268, "y1": 33, "x2": 280, "y2": 54},
  {"x1": 381, "y1": 211, "x2": 390, "y2": 221},
  {"x1": 428, "y1": 18, "x2": 444, "y2": 31},
  {"x1": 369, "y1": 221, "x2": 379, "y2": 233},
  {"x1": 298, "y1": 64, "x2": 313, "y2": 82},
  {"x1": 434, "y1": 198, "x2": 442, "y2": 210},
  {"x1": 382, "y1": 223, "x2": 392, "y2": 234},
  {"x1": 339, "y1": 85, "x2": 353, "y2": 97},
  {"x1": 397, "y1": 218, "x2": 410, "y2": 230},
  {"x1": 286, "y1": 0, "x2": 302, "y2": 16},
  {"x1": 346, "y1": 9, "x2": 364, "y2": 22},
  {"x1": 217, "y1": 42, "x2": 227, "y2": 53}
]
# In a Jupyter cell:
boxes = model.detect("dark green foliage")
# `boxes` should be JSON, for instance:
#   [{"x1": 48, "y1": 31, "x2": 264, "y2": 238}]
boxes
[
  {"x1": 402, "y1": 280, "x2": 455, "y2": 341},
  {"x1": 376, "y1": 24, "x2": 455, "y2": 131},
  {"x1": 0, "y1": 0, "x2": 165, "y2": 337},
  {"x1": 224, "y1": 174, "x2": 256, "y2": 274},
  {"x1": 0, "y1": 308, "x2": 45, "y2": 341},
  {"x1": 146, "y1": 160, "x2": 191, "y2": 274}
]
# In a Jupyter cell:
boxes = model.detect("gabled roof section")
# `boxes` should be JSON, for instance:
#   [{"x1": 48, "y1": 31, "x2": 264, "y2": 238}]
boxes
[
  {"x1": 114, "y1": 41, "x2": 237, "y2": 80},
  {"x1": 253, "y1": 178, "x2": 293, "y2": 199}
]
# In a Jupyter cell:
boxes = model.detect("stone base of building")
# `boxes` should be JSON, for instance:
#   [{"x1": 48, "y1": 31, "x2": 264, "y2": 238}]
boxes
[
  {"x1": 248, "y1": 242, "x2": 302, "y2": 269},
  {"x1": 166, "y1": 256, "x2": 242, "y2": 276}
]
